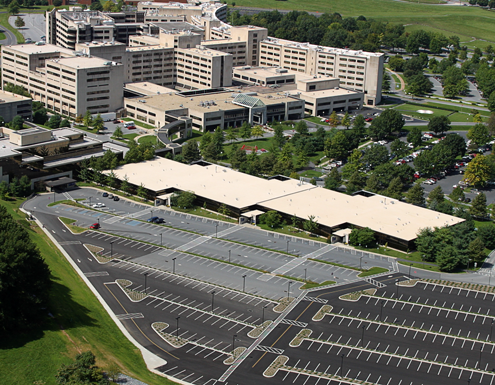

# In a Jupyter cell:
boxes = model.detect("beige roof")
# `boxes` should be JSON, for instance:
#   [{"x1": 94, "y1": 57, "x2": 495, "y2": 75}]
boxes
[
  {"x1": 299, "y1": 87, "x2": 362, "y2": 99},
  {"x1": 55, "y1": 56, "x2": 120, "y2": 69},
  {"x1": 107, "y1": 157, "x2": 314, "y2": 209},
  {"x1": 124, "y1": 82, "x2": 176, "y2": 96},
  {"x1": 4, "y1": 43, "x2": 74, "y2": 56},
  {"x1": 262, "y1": 188, "x2": 464, "y2": 241},
  {"x1": 0, "y1": 90, "x2": 31, "y2": 103},
  {"x1": 124, "y1": 90, "x2": 298, "y2": 113},
  {"x1": 106, "y1": 157, "x2": 463, "y2": 242}
]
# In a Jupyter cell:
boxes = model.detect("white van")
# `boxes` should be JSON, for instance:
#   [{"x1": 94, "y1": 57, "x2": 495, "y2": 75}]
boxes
[{"x1": 124, "y1": 121, "x2": 136, "y2": 129}]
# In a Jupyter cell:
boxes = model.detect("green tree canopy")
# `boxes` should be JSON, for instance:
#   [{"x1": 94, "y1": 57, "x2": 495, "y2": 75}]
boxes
[
  {"x1": 406, "y1": 183, "x2": 425, "y2": 206},
  {"x1": 428, "y1": 115, "x2": 451, "y2": 135},
  {"x1": 260, "y1": 210, "x2": 283, "y2": 228},
  {"x1": 56, "y1": 351, "x2": 109, "y2": 385},
  {"x1": 467, "y1": 123, "x2": 491, "y2": 146},
  {"x1": 470, "y1": 192, "x2": 487, "y2": 218},
  {"x1": 349, "y1": 227, "x2": 376, "y2": 248},
  {"x1": 0, "y1": 205, "x2": 51, "y2": 331},
  {"x1": 463, "y1": 154, "x2": 494, "y2": 187}
]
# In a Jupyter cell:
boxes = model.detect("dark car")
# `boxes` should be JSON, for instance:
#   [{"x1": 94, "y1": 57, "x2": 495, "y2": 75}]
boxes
[
  {"x1": 113, "y1": 119, "x2": 120, "y2": 124},
  {"x1": 147, "y1": 216, "x2": 159, "y2": 223},
  {"x1": 155, "y1": 218, "x2": 165, "y2": 224},
  {"x1": 113, "y1": 196, "x2": 120, "y2": 201},
  {"x1": 102, "y1": 192, "x2": 108, "y2": 197},
  {"x1": 89, "y1": 223, "x2": 100, "y2": 229}
]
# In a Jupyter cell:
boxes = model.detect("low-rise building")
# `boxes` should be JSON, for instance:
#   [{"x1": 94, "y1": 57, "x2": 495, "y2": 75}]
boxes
[{"x1": 0, "y1": 90, "x2": 32, "y2": 123}]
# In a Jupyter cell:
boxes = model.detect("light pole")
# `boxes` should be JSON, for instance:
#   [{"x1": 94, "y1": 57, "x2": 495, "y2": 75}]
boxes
[
  {"x1": 211, "y1": 291, "x2": 216, "y2": 313},
  {"x1": 340, "y1": 354, "x2": 345, "y2": 377},
  {"x1": 287, "y1": 281, "x2": 293, "y2": 300},
  {"x1": 232, "y1": 334, "x2": 237, "y2": 351},
  {"x1": 359, "y1": 256, "x2": 363, "y2": 270},
  {"x1": 88, "y1": 196, "x2": 92, "y2": 206},
  {"x1": 110, "y1": 241, "x2": 114, "y2": 259},
  {"x1": 304, "y1": 268, "x2": 307, "y2": 283},
  {"x1": 380, "y1": 300, "x2": 385, "y2": 321},
  {"x1": 176, "y1": 316, "x2": 180, "y2": 340},
  {"x1": 490, "y1": 319, "x2": 495, "y2": 341},
  {"x1": 160, "y1": 233, "x2": 162, "y2": 246},
  {"x1": 395, "y1": 279, "x2": 399, "y2": 298},
  {"x1": 150, "y1": 210, "x2": 153, "y2": 220},
  {"x1": 286, "y1": 240, "x2": 290, "y2": 253},
  {"x1": 361, "y1": 325, "x2": 365, "y2": 347},
  {"x1": 97, "y1": 216, "x2": 100, "y2": 225},
  {"x1": 228, "y1": 249, "x2": 231, "y2": 263},
  {"x1": 490, "y1": 269, "x2": 492, "y2": 286},
  {"x1": 172, "y1": 257, "x2": 176, "y2": 274},
  {"x1": 242, "y1": 274, "x2": 246, "y2": 292},
  {"x1": 215, "y1": 223, "x2": 218, "y2": 238},
  {"x1": 262, "y1": 304, "x2": 268, "y2": 324},
  {"x1": 409, "y1": 263, "x2": 412, "y2": 279},
  {"x1": 144, "y1": 272, "x2": 148, "y2": 295}
]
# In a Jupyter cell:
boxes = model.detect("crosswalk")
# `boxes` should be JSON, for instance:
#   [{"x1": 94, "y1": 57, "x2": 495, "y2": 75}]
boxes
[
  {"x1": 254, "y1": 345, "x2": 284, "y2": 354},
  {"x1": 279, "y1": 319, "x2": 308, "y2": 327},
  {"x1": 84, "y1": 271, "x2": 109, "y2": 277},
  {"x1": 303, "y1": 296, "x2": 328, "y2": 304},
  {"x1": 176, "y1": 235, "x2": 211, "y2": 252},
  {"x1": 115, "y1": 313, "x2": 144, "y2": 320},
  {"x1": 59, "y1": 240, "x2": 82, "y2": 245},
  {"x1": 215, "y1": 225, "x2": 242, "y2": 238}
]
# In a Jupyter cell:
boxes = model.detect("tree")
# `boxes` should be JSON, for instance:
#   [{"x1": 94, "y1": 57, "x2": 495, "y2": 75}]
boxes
[
  {"x1": 33, "y1": 108, "x2": 48, "y2": 125},
  {"x1": 137, "y1": 183, "x2": 147, "y2": 200},
  {"x1": 93, "y1": 114, "x2": 104, "y2": 133},
  {"x1": 90, "y1": 0, "x2": 103, "y2": 10},
  {"x1": 260, "y1": 210, "x2": 282, "y2": 228},
  {"x1": 406, "y1": 183, "x2": 425, "y2": 206},
  {"x1": 413, "y1": 150, "x2": 436, "y2": 177},
  {"x1": 442, "y1": 66, "x2": 469, "y2": 97},
  {"x1": 83, "y1": 110, "x2": 93, "y2": 127},
  {"x1": 467, "y1": 123, "x2": 490, "y2": 146},
  {"x1": 470, "y1": 192, "x2": 487, "y2": 218},
  {"x1": 103, "y1": 0, "x2": 114, "y2": 11},
  {"x1": 225, "y1": 128, "x2": 237, "y2": 144},
  {"x1": 328, "y1": 111, "x2": 340, "y2": 127},
  {"x1": 488, "y1": 91, "x2": 495, "y2": 112},
  {"x1": 324, "y1": 167, "x2": 341, "y2": 190},
  {"x1": 407, "y1": 127, "x2": 422, "y2": 148},
  {"x1": 388, "y1": 56, "x2": 405, "y2": 72},
  {"x1": 14, "y1": 16, "x2": 24, "y2": 28},
  {"x1": 352, "y1": 114, "x2": 366, "y2": 137},
  {"x1": 463, "y1": 155, "x2": 493, "y2": 187},
  {"x1": 53, "y1": 0, "x2": 62, "y2": 5},
  {"x1": 449, "y1": 186, "x2": 465, "y2": 203},
  {"x1": 349, "y1": 227, "x2": 376, "y2": 248},
  {"x1": 390, "y1": 138, "x2": 409, "y2": 158},
  {"x1": 415, "y1": 228, "x2": 437, "y2": 262},
  {"x1": 362, "y1": 144, "x2": 389, "y2": 169},
  {"x1": 239, "y1": 122, "x2": 251, "y2": 140},
  {"x1": 19, "y1": 175, "x2": 31, "y2": 197},
  {"x1": 171, "y1": 191, "x2": 196, "y2": 209},
  {"x1": 427, "y1": 185, "x2": 444, "y2": 207},
  {"x1": 60, "y1": 118, "x2": 70, "y2": 128},
  {"x1": 346, "y1": 171, "x2": 366, "y2": 194},
  {"x1": 303, "y1": 215, "x2": 318, "y2": 235},
  {"x1": 0, "y1": 180, "x2": 9, "y2": 199},
  {"x1": 55, "y1": 351, "x2": 109, "y2": 385},
  {"x1": 437, "y1": 245, "x2": 460, "y2": 272},
  {"x1": 9, "y1": 115, "x2": 23, "y2": 130},
  {"x1": 8, "y1": 0, "x2": 19, "y2": 15},
  {"x1": 428, "y1": 115, "x2": 451, "y2": 135},
  {"x1": 120, "y1": 174, "x2": 130, "y2": 195},
  {"x1": 181, "y1": 139, "x2": 201, "y2": 163},
  {"x1": 75, "y1": 114, "x2": 84, "y2": 125},
  {"x1": 46, "y1": 114, "x2": 61, "y2": 129},
  {"x1": 295, "y1": 120, "x2": 309, "y2": 135},
  {"x1": 273, "y1": 125, "x2": 285, "y2": 149},
  {"x1": 386, "y1": 176, "x2": 403, "y2": 200},
  {"x1": 251, "y1": 125, "x2": 264, "y2": 139},
  {"x1": 0, "y1": 206, "x2": 51, "y2": 331},
  {"x1": 406, "y1": 74, "x2": 433, "y2": 96},
  {"x1": 469, "y1": 237, "x2": 486, "y2": 264},
  {"x1": 112, "y1": 126, "x2": 123, "y2": 139},
  {"x1": 478, "y1": 224, "x2": 495, "y2": 249},
  {"x1": 341, "y1": 112, "x2": 351, "y2": 129},
  {"x1": 325, "y1": 131, "x2": 349, "y2": 160}
]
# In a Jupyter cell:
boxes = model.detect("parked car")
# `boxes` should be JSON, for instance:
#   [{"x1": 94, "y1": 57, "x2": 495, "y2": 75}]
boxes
[
  {"x1": 89, "y1": 223, "x2": 100, "y2": 229},
  {"x1": 147, "y1": 216, "x2": 159, "y2": 223},
  {"x1": 92, "y1": 203, "x2": 105, "y2": 208},
  {"x1": 365, "y1": 117, "x2": 373, "y2": 122},
  {"x1": 155, "y1": 218, "x2": 165, "y2": 224},
  {"x1": 102, "y1": 192, "x2": 108, "y2": 197},
  {"x1": 113, "y1": 196, "x2": 120, "y2": 201},
  {"x1": 108, "y1": 194, "x2": 114, "y2": 199}
]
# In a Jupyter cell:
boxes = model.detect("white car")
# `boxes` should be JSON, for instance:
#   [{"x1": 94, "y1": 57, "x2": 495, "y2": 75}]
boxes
[{"x1": 92, "y1": 203, "x2": 105, "y2": 208}]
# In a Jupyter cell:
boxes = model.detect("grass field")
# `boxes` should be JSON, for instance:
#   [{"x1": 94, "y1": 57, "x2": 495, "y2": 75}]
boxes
[
  {"x1": 0, "y1": 12, "x2": 24, "y2": 43},
  {"x1": 231, "y1": 0, "x2": 495, "y2": 47},
  {"x1": 138, "y1": 135, "x2": 158, "y2": 145},
  {"x1": 393, "y1": 102, "x2": 485, "y2": 123},
  {"x1": 0, "y1": 198, "x2": 174, "y2": 385}
]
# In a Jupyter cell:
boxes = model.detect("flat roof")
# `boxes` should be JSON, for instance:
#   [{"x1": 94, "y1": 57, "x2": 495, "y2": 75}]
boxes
[
  {"x1": 105, "y1": 157, "x2": 463, "y2": 242},
  {"x1": 125, "y1": 82, "x2": 176, "y2": 96},
  {"x1": 299, "y1": 87, "x2": 363, "y2": 98},
  {"x1": 262, "y1": 188, "x2": 464, "y2": 242},
  {"x1": 126, "y1": 45, "x2": 170, "y2": 52},
  {"x1": 53, "y1": 56, "x2": 121, "y2": 69},
  {"x1": 125, "y1": 90, "x2": 299, "y2": 113},
  {"x1": 3, "y1": 43, "x2": 74, "y2": 56},
  {"x1": 0, "y1": 138, "x2": 20, "y2": 158},
  {"x1": 0, "y1": 90, "x2": 32, "y2": 103},
  {"x1": 129, "y1": 35, "x2": 160, "y2": 45},
  {"x1": 178, "y1": 47, "x2": 230, "y2": 57},
  {"x1": 107, "y1": 157, "x2": 314, "y2": 209}
]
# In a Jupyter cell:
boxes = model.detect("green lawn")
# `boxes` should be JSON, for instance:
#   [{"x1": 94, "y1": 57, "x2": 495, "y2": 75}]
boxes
[
  {"x1": 137, "y1": 135, "x2": 158, "y2": 145},
  {"x1": 299, "y1": 170, "x2": 323, "y2": 178},
  {"x1": 121, "y1": 133, "x2": 139, "y2": 142},
  {"x1": 231, "y1": 0, "x2": 495, "y2": 48},
  {"x1": 0, "y1": 198, "x2": 174, "y2": 385},
  {"x1": 358, "y1": 267, "x2": 389, "y2": 277},
  {"x1": 0, "y1": 12, "x2": 23, "y2": 43}
]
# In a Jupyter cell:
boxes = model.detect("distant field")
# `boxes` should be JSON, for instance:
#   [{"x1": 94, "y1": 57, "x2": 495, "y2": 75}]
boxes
[{"x1": 230, "y1": 0, "x2": 495, "y2": 47}]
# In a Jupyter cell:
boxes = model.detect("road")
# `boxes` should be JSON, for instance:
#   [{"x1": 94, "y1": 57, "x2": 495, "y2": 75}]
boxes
[
  {"x1": 21, "y1": 191, "x2": 495, "y2": 385},
  {"x1": 10, "y1": 12, "x2": 45, "y2": 42}
]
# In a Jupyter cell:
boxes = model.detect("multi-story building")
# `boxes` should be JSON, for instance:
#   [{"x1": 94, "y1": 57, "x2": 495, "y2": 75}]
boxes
[
  {"x1": 0, "y1": 90, "x2": 32, "y2": 123},
  {"x1": 1, "y1": 44, "x2": 124, "y2": 117},
  {"x1": 258, "y1": 37, "x2": 384, "y2": 105}
]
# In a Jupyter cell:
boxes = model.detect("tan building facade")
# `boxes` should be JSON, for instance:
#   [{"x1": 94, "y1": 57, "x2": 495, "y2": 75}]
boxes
[{"x1": 1, "y1": 44, "x2": 124, "y2": 117}]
